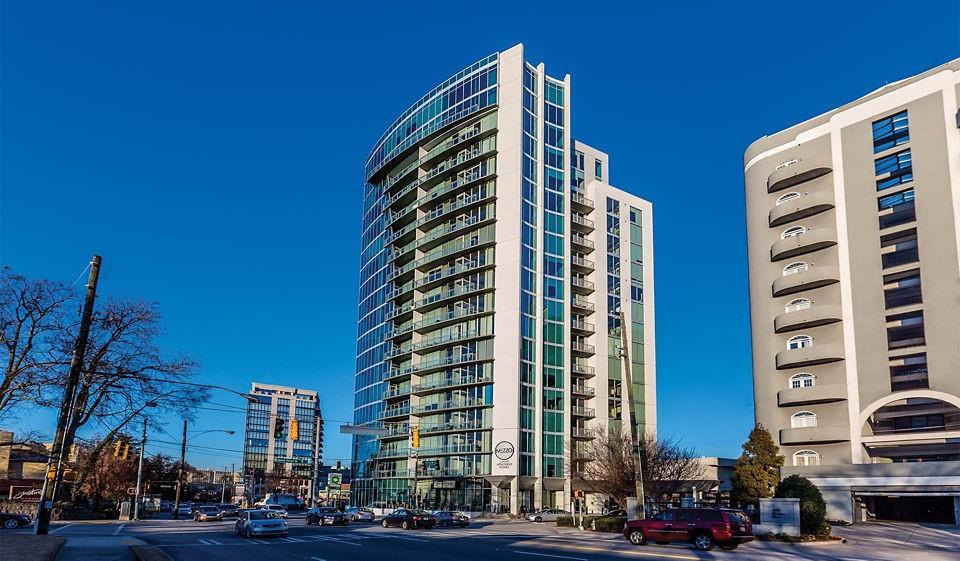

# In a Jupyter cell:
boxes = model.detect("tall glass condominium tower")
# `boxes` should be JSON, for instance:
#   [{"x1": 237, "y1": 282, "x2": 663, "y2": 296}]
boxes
[{"x1": 353, "y1": 44, "x2": 656, "y2": 514}]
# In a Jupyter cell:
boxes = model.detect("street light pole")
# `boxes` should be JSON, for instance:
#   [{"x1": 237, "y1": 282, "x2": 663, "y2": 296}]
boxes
[
  {"x1": 35, "y1": 255, "x2": 102, "y2": 535},
  {"x1": 618, "y1": 310, "x2": 646, "y2": 519}
]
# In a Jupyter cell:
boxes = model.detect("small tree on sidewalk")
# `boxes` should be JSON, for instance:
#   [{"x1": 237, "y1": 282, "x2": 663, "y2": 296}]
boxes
[{"x1": 730, "y1": 424, "x2": 783, "y2": 507}]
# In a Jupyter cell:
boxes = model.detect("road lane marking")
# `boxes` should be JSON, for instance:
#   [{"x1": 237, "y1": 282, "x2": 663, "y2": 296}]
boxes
[
  {"x1": 49, "y1": 524, "x2": 75, "y2": 534},
  {"x1": 310, "y1": 558, "x2": 327, "y2": 561},
  {"x1": 550, "y1": 544, "x2": 699, "y2": 560},
  {"x1": 113, "y1": 524, "x2": 126, "y2": 535},
  {"x1": 514, "y1": 552, "x2": 587, "y2": 561}
]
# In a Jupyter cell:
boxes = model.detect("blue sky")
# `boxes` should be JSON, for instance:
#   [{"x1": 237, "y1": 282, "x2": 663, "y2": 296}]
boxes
[{"x1": 2, "y1": 1, "x2": 957, "y2": 469}]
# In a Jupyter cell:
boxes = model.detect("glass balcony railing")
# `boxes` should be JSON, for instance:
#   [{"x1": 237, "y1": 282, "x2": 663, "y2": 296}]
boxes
[
  {"x1": 571, "y1": 214, "x2": 595, "y2": 230},
  {"x1": 414, "y1": 443, "x2": 488, "y2": 457},
  {"x1": 571, "y1": 320, "x2": 596, "y2": 332},
  {"x1": 571, "y1": 277, "x2": 596, "y2": 291},
  {"x1": 571, "y1": 342, "x2": 596, "y2": 354},
  {"x1": 571, "y1": 385, "x2": 595, "y2": 397},
  {"x1": 379, "y1": 405, "x2": 411, "y2": 419},
  {"x1": 571, "y1": 427, "x2": 594, "y2": 438},
  {"x1": 572, "y1": 363, "x2": 596, "y2": 376},
  {"x1": 571, "y1": 234, "x2": 595, "y2": 250},
  {"x1": 419, "y1": 419, "x2": 488, "y2": 434},
  {"x1": 411, "y1": 396, "x2": 491, "y2": 415},
  {"x1": 570, "y1": 255, "x2": 595, "y2": 269},
  {"x1": 412, "y1": 373, "x2": 492, "y2": 394},
  {"x1": 411, "y1": 329, "x2": 483, "y2": 352},
  {"x1": 571, "y1": 297, "x2": 595, "y2": 312},
  {"x1": 571, "y1": 406, "x2": 596, "y2": 417},
  {"x1": 570, "y1": 192, "x2": 595, "y2": 209},
  {"x1": 384, "y1": 345, "x2": 412, "y2": 359}
]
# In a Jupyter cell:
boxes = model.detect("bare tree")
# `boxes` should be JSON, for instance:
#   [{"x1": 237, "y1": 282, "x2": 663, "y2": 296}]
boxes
[
  {"x1": 50, "y1": 298, "x2": 208, "y2": 487},
  {"x1": 570, "y1": 426, "x2": 705, "y2": 507},
  {"x1": 0, "y1": 271, "x2": 74, "y2": 419}
]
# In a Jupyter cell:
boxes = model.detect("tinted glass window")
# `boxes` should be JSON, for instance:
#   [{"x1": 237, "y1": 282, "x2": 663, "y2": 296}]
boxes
[
  {"x1": 697, "y1": 510, "x2": 723, "y2": 522},
  {"x1": 654, "y1": 511, "x2": 675, "y2": 521}
]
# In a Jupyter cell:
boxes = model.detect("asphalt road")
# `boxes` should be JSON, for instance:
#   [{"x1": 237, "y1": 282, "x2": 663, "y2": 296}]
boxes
[{"x1": 26, "y1": 515, "x2": 960, "y2": 561}]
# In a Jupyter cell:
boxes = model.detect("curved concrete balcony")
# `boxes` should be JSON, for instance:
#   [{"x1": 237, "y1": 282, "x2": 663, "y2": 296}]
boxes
[
  {"x1": 772, "y1": 265, "x2": 840, "y2": 297},
  {"x1": 767, "y1": 160, "x2": 832, "y2": 193},
  {"x1": 771, "y1": 228, "x2": 837, "y2": 262},
  {"x1": 780, "y1": 426, "x2": 850, "y2": 445},
  {"x1": 769, "y1": 191, "x2": 835, "y2": 227},
  {"x1": 776, "y1": 343, "x2": 844, "y2": 370},
  {"x1": 778, "y1": 383, "x2": 848, "y2": 407},
  {"x1": 774, "y1": 305, "x2": 842, "y2": 333}
]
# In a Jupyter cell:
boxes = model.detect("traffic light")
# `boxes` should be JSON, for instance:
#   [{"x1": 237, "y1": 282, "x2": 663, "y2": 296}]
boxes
[
  {"x1": 411, "y1": 426, "x2": 420, "y2": 449},
  {"x1": 274, "y1": 417, "x2": 285, "y2": 438},
  {"x1": 290, "y1": 418, "x2": 299, "y2": 440},
  {"x1": 121, "y1": 443, "x2": 130, "y2": 461},
  {"x1": 113, "y1": 439, "x2": 123, "y2": 458}
]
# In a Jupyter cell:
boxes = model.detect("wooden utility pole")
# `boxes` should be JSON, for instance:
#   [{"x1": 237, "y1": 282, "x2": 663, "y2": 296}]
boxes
[
  {"x1": 133, "y1": 416, "x2": 148, "y2": 520},
  {"x1": 35, "y1": 255, "x2": 102, "y2": 535},
  {"x1": 618, "y1": 310, "x2": 646, "y2": 519},
  {"x1": 173, "y1": 419, "x2": 188, "y2": 519}
]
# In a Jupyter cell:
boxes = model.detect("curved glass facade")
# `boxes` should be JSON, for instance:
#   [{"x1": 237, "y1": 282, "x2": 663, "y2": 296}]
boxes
[
  {"x1": 354, "y1": 52, "x2": 501, "y2": 509},
  {"x1": 353, "y1": 44, "x2": 655, "y2": 514}
]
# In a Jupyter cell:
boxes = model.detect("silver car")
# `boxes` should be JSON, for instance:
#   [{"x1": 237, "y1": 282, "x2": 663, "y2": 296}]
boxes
[
  {"x1": 235, "y1": 509, "x2": 288, "y2": 538},
  {"x1": 527, "y1": 508, "x2": 570, "y2": 523},
  {"x1": 345, "y1": 507, "x2": 375, "y2": 522}
]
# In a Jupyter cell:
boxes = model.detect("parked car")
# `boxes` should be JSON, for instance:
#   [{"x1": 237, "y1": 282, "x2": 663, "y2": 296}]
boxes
[
  {"x1": 380, "y1": 509, "x2": 437, "y2": 530},
  {"x1": 262, "y1": 504, "x2": 288, "y2": 518},
  {"x1": 623, "y1": 508, "x2": 754, "y2": 551},
  {"x1": 235, "y1": 509, "x2": 288, "y2": 538},
  {"x1": 527, "y1": 508, "x2": 569, "y2": 523},
  {"x1": 345, "y1": 507, "x2": 376, "y2": 522},
  {"x1": 307, "y1": 507, "x2": 349, "y2": 526},
  {"x1": 160, "y1": 501, "x2": 174, "y2": 513},
  {"x1": 434, "y1": 511, "x2": 469, "y2": 528},
  {"x1": 217, "y1": 504, "x2": 240, "y2": 517},
  {"x1": 1, "y1": 512, "x2": 31, "y2": 530},
  {"x1": 176, "y1": 505, "x2": 193, "y2": 518},
  {"x1": 194, "y1": 506, "x2": 224, "y2": 522},
  {"x1": 590, "y1": 509, "x2": 627, "y2": 530}
]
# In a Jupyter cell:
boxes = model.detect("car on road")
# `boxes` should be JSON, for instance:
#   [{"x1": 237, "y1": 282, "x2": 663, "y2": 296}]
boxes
[
  {"x1": 307, "y1": 507, "x2": 349, "y2": 526},
  {"x1": 527, "y1": 508, "x2": 569, "y2": 523},
  {"x1": 1, "y1": 512, "x2": 32, "y2": 530},
  {"x1": 380, "y1": 508, "x2": 437, "y2": 530},
  {"x1": 434, "y1": 511, "x2": 469, "y2": 528},
  {"x1": 217, "y1": 504, "x2": 240, "y2": 517},
  {"x1": 623, "y1": 508, "x2": 754, "y2": 551},
  {"x1": 176, "y1": 505, "x2": 193, "y2": 518},
  {"x1": 194, "y1": 505, "x2": 224, "y2": 522},
  {"x1": 345, "y1": 506, "x2": 376, "y2": 522},
  {"x1": 590, "y1": 509, "x2": 627, "y2": 530},
  {"x1": 235, "y1": 509, "x2": 288, "y2": 538},
  {"x1": 262, "y1": 504, "x2": 288, "y2": 518}
]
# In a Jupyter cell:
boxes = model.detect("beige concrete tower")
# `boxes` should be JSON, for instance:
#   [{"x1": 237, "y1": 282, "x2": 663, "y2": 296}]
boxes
[{"x1": 744, "y1": 60, "x2": 960, "y2": 525}]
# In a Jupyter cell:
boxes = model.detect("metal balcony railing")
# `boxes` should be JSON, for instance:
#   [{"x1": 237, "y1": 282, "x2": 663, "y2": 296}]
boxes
[{"x1": 571, "y1": 406, "x2": 596, "y2": 417}]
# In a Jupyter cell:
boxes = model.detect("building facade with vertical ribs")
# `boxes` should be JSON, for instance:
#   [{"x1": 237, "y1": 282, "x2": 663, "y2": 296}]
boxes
[
  {"x1": 242, "y1": 382, "x2": 324, "y2": 503},
  {"x1": 744, "y1": 60, "x2": 960, "y2": 525},
  {"x1": 352, "y1": 44, "x2": 656, "y2": 514}
]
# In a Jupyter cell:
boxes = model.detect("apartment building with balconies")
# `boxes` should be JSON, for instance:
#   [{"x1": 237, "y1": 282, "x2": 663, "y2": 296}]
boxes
[
  {"x1": 353, "y1": 44, "x2": 655, "y2": 515},
  {"x1": 744, "y1": 59, "x2": 960, "y2": 525}
]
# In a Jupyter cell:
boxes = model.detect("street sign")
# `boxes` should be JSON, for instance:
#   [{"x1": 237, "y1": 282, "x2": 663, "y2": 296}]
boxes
[
  {"x1": 327, "y1": 472, "x2": 342, "y2": 489},
  {"x1": 274, "y1": 457, "x2": 311, "y2": 464}
]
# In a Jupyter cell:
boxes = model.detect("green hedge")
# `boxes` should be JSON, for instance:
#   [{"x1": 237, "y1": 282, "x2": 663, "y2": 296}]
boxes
[
  {"x1": 555, "y1": 515, "x2": 625, "y2": 532},
  {"x1": 593, "y1": 516, "x2": 627, "y2": 533}
]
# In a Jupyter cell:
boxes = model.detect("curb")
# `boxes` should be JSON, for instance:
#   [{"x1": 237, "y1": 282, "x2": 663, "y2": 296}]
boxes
[{"x1": 130, "y1": 545, "x2": 174, "y2": 561}]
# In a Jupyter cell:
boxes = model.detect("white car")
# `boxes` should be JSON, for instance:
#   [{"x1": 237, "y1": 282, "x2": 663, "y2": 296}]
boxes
[
  {"x1": 527, "y1": 508, "x2": 570, "y2": 523},
  {"x1": 235, "y1": 509, "x2": 288, "y2": 538},
  {"x1": 262, "y1": 504, "x2": 288, "y2": 518}
]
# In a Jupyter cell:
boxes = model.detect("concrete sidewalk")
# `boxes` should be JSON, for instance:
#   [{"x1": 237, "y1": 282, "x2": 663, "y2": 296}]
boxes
[{"x1": 55, "y1": 536, "x2": 145, "y2": 561}]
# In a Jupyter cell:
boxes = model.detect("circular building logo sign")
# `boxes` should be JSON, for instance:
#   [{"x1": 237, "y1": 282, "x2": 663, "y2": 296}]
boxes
[{"x1": 495, "y1": 441, "x2": 515, "y2": 461}]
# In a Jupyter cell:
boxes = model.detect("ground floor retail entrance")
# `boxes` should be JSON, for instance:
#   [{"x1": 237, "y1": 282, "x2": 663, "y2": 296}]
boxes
[{"x1": 862, "y1": 495, "x2": 958, "y2": 525}]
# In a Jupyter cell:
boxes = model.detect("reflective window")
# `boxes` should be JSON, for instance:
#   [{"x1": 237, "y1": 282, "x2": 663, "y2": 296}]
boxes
[
  {"x1": 872, "y1": 110, "x2": 909, "y2": 153},
  {"x1": 875, "y1": 149, "x2": 913, "y2": 190}
]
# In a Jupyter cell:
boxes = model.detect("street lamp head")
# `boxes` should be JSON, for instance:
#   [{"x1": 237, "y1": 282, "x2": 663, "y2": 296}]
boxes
[{"x1": 225, "y1": 430, "x2": 236, "y2": 435}]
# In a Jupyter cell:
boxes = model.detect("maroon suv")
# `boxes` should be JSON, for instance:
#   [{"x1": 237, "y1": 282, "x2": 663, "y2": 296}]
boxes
[{"x1": 622, "y1": 508, "x2": 754, "y2": 551}]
